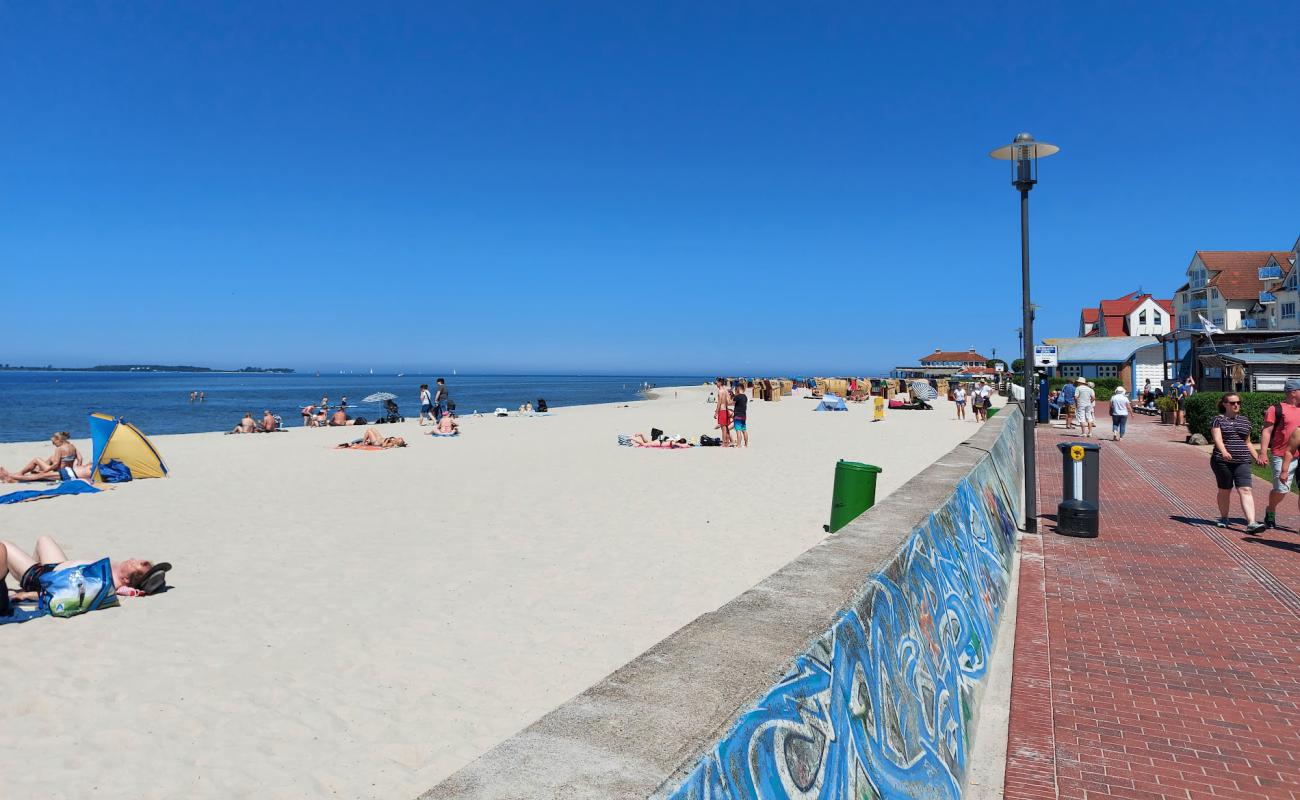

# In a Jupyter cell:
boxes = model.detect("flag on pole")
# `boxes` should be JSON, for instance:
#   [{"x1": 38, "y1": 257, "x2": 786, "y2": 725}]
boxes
[{"x1": 1198, "y1": 314, "x2": 1224, "y2": 335}]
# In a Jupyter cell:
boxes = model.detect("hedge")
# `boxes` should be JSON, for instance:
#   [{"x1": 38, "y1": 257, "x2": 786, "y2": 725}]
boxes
[
  {"x1": 1049, "y1": 376, "x2": 1120, "y2": 401},
  {"x1": 1184, "y1": 391, "x2": 1285, "y2": 442}
]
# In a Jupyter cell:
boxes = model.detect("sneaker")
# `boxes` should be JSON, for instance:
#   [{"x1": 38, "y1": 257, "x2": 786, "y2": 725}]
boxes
[
  {"x1": 1245, "y1": 522, "x2": 1267, "y2": 535},
  {"x1": 1215, "y1": 518, "x2": 1229, "y2": 528},
  {"x1": 1265, "y1": 511, "x2": 1276, "y2": 529}
]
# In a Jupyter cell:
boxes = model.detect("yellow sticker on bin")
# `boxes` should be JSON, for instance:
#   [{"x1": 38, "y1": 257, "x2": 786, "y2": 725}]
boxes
[{"x1": 1070, "y1": 445, "x2": 1085, "y2": 462}]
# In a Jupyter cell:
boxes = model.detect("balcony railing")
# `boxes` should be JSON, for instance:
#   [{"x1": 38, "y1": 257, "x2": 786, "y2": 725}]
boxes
[
  {"x1": 1241, "y1": 318, "x2": 1271, "y2": 329},
  {"x1": 1189, "y1": 298, "x2": 1208, "y2": 310},
  {"x1": 1260, "y1": 291, "x2": 1277, "y2": 304},
  {"x1": 1260, "y1": 265, "x2": 1284, "y2": 281}
]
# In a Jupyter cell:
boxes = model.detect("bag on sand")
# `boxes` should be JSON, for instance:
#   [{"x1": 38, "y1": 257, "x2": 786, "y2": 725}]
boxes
[
  {"x1": 699, "y1": 435, "x2": 722, "y2": 447},
  {"x1": 98, "y1": 459, "x2": 133, "y2": 483},
  {"x1": 39, "y1": 558, "x2": 119, "y2": 618}
]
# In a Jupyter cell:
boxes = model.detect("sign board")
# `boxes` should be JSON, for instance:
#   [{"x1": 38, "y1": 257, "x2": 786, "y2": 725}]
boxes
[
  {"x1": 995, "y1": 362, "x2": 1005, "y2": 372},
  {"x1": 873, "y1": 396, "x2": 885, "y2": 422},
  {"x1": 1033, "y1": 345, "x2": 1058, "y2": 368}
]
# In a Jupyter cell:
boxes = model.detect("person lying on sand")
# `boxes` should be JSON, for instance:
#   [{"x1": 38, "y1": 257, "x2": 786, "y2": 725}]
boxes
[
  {"x1": 336, "y1": 427, "x2": 406, "y2": 449},
  {"x1": 4, "y1": 431, "x2": 81, "y2": 479},
  {"x1": 1, "y1": 535, "x2": 170, "y2": 602},
  {"x1": 329, "y1": 409, "x2": 356, "y2": 427},
  {"x1": 262, "y1": 410, "x2": 279, "y2": 431},
  {"x1": 232, "y1": 412, "x2": 260, "y2": 434},
  {"x1": 630, "y1": 432, "x2": 692, "y2": 447}
]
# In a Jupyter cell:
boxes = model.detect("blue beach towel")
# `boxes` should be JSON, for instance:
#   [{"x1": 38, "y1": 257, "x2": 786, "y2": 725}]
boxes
[
  {"x1": 0, "y1": 603, "x2": 48, "y2": 625},
  {"x1": 0, "y1": 479, "x2": 101, "y2": 505}
]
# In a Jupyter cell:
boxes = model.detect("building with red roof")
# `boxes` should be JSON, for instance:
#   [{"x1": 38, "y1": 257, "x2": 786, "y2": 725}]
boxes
[
  {"x1": 1172, "y1": 248, "x2": 1299, "y2": 332},
  {"x1": 1078, "y1": 291, "x2": 1173, "y2": 337}
]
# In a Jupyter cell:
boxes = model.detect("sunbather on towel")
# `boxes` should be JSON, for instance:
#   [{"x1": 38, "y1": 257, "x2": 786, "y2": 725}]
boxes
[
  {"x1": 630, "y1": 432, "x2": 692, "y2": 447},
  {"x1": 329, "y1": 409, "x2": 356, "y2": 426},
  {"x1": 432, "y1": 415, "x2": 459, "y2": 435},
  {"x1": 262, "y1": 410, "x2": 279, "y2": 431},
  {"x1": 337, "y1": 427, "x2": 406, "y2": 449},
  {"x1": 1, "y1": 535, "x2": 170, "y2": 602},
  {"x1": 2, "y1": 431, "x2": 82, "y2": 481}
]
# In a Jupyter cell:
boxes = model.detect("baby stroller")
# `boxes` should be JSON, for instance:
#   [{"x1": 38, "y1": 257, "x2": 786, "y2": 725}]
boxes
[{"x1": 380, "y1": 398, "x2": 404, "y2": 424}]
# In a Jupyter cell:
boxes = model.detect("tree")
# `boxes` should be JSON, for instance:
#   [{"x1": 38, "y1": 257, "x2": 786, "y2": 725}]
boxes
[{"x1": 1011, "y1": 358, "x2": 1025, "y2": 373}]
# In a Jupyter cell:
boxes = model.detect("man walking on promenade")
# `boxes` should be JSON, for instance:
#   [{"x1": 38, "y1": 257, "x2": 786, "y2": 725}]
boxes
[
  {"x1": 1073, "y1": 377, "x2": 1096, "y2": 438},
  {"x1": 1060, "y1": 378, "x2": 1077, "y2": 429},
  {"x1": 1260, "y1": 378, "x2": 1300, "y2": 528}
]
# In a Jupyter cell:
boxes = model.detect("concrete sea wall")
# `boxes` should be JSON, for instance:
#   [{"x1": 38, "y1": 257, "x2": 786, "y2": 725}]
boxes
[{"x1": 422, "y1": 409, "x2": 1023, "y2": 800}]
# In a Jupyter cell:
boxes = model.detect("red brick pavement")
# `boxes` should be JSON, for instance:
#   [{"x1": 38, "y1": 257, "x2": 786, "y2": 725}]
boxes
[{"x1": 1003, "y1": 409, "x2": 1300, "y2": 800}]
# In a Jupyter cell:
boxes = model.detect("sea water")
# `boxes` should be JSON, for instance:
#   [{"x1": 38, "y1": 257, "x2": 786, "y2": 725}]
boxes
[{"x1": 0, "y1": 372, "x2": 707, "y2": 443}]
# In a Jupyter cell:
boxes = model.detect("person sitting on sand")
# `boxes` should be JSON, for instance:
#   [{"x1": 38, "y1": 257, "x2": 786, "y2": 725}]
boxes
[
  {"x1": 232, "y1": 412, "x2": 260, "y2": 434},
  {"x1": 337, "y1": 427, "x2": 406, "y2": 449},
  {"x1": 5, "y1": 431, "x2": 81, "y2": 478},
  {"x1": 1, "y1": 535, "x2": 170, "y2": 602},
  {"x1": 330, "y1": 408, "x2": 355, "y2": 426},
  {"x1": 315, "y1": 407, "x2": 328, "y2": 426},
  {"x1": 431, "y1": 415, "x2": 459, "y2": 435},
  {"x1": 262, "y1": 410, "x2": 279, "y2": 431},
  {"x1": 0, "y1": 432, "x2": 89, "y2": 482}
]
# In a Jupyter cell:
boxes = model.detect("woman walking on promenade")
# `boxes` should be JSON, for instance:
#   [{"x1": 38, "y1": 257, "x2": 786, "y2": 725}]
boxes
[
  {"x1": 1210, "y1": 393, "x2": 1266, "y2": 533},
  {"x1": 1109, "y1": 385, "x2": 1130, "y2": 440}
]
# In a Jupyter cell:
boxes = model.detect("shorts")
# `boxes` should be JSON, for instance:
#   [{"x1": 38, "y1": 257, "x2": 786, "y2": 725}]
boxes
[
  {"x1": 1064, "y1": 402, "x2": 1076, "y2": 414},
  {"x1": 20, "y1": 563, "x2": 57, "y2": 593},
  {"x1": 420, "y1": 403, "x2": 432, "y2": 415},
  {"x1": 1211, "y1": 455, "x2": 1253, "y2": 490},
  {"x1": 733, "y1": 418, "x2": 747, "y2": 432},
  {"x1": 717, "y1": 409, "x2": 731, "y2": 426},
  {"x1": 1076, "y1": 405, "x2": 1095, "y2": 423},
  {"x1": 1271, "y1": 454, "x2": 1297, "y2": 493},
  {"x1": 955, "y1": 400, "x2": 966, "y2": 407}
]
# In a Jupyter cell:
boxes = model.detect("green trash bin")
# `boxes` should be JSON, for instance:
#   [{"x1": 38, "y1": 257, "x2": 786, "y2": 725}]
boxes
[{"x1": 825, "y1": 460, "x2": 882, "y2": 533}]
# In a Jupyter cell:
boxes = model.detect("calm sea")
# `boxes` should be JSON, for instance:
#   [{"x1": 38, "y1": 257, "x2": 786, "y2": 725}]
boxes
[{"x1": 0, "y1": 372, "x2": 707, "y2": 443}]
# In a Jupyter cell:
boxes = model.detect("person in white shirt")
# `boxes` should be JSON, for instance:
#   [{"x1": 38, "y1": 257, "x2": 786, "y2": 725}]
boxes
[
  {"x1": 1109, "y1": 385, "x2": 1131, "y2": 440},
  {"x1": 953, "y1": 385, "x2": 967, "y2": 419},
  {"x1": 1073, "y1": 377, "x2": 1097, "y2": 438}
]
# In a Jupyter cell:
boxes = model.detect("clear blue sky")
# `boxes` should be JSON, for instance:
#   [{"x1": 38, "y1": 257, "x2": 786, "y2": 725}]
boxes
[{"x1": 2, "y1": 2, "x2": 1297, "y2": 374}]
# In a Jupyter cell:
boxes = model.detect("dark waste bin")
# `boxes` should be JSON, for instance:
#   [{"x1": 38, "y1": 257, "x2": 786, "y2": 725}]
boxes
[
  {"x1": 825, "y1": 460, "x2": 882, "y2": 533},
  {"x1": 1055, "y1": 441, "x2": 1100, "y2": 537}
]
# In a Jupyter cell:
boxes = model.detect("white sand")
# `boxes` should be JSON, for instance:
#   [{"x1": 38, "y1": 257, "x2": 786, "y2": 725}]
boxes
[{"x1": 0, "y1": 385, "x2": 999, "y2": 799}]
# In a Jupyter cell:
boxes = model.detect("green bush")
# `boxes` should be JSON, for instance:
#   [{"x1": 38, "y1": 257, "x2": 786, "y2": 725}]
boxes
[
  {"x1": 1049, "y1": 376, "x2": 1120, "y2": 401},
  {"x1": 1184, "y1": 391, "x2": 1284, "y2": 442}
]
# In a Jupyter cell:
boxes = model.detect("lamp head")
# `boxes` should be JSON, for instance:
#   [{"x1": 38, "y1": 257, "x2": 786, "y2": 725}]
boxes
[{"x1": 989, "y1": 132, "x2": 1059, "y2": 191}]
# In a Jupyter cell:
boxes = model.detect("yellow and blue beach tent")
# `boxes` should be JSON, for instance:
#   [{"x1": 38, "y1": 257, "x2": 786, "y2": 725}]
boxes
[{"x1": 88, "y1": 413, "x2": 169, "y2": 481}]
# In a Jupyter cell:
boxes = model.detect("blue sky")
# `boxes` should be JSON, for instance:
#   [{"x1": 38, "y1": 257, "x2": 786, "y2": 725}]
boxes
[{"x1": 2, "y1": 2, "x2": 1297, "y2": 374}]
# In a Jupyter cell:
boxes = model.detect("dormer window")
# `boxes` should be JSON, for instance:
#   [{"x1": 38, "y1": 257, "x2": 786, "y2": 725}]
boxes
[{"x1": 1139, "y1": 310, "x2": 1147, "y2": 324}]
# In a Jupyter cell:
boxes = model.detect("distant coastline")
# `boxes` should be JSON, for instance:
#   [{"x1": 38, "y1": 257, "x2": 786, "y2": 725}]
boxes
[{"x1": 0, "y1": 364, "x2": 295, "y2": 374}]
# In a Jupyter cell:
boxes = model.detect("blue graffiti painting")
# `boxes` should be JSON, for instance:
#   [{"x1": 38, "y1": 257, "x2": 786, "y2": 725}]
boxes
[{"x1": 669, "y1": 417, "x2": 1022, "y2": 800}]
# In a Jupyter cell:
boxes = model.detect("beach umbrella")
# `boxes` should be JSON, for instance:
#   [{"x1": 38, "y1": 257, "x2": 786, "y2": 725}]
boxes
[
  {"x1": 362, "y1": 392, "x2": 398, "y2": 403},
  {"x1": 909, "y1": 380, "x2": 938, "y2": 401}
]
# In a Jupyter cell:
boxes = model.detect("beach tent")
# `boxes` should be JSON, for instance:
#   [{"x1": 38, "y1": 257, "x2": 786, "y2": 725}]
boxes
[
  {"x1": 814, "y1": 394, "x2": 848, "y2": 412},
  {"x1": 88, "y1": 413, "x2": 169, "y2": 481}
]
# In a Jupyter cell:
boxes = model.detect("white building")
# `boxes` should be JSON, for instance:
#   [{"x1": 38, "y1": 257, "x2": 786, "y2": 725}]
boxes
[{"x1": 1078, "y1": 291, "x2": 1173, "y2": 337}]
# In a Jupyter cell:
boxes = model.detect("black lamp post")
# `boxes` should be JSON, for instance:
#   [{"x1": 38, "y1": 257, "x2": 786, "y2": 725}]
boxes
[{"x1": 990, "y1": 132, "x2": 1059, "y2": 533}]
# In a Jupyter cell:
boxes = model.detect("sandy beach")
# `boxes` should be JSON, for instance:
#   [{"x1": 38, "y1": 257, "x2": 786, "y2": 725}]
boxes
[{"x1": 1, "y1": 384, "x2": 1001, "y2": 799}]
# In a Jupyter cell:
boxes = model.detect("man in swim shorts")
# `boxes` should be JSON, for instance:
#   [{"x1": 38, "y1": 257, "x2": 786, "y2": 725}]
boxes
[
  {"x1": 731, "y1": 386, "x2": 749, "y2": 447},
  {"x1": 714, "y1": 378, "x2": 733, "y2": 447},
  {"x1": 1, "y1": 535, "x2": 170, "y2": 602}
]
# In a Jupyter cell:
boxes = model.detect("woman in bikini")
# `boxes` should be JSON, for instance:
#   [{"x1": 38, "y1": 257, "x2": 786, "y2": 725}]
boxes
[
  {"x1": 337, "y1": 427, "x2": 407, "y2": 449},
  {"x1": 0, "y1": 432, "x2": 84, "y2": 482}
]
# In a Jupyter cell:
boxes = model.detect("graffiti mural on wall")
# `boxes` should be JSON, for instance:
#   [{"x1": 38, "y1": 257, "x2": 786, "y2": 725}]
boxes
[{"x1": 668, "y1": 414, "x2": 1023, "y2": 800}]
